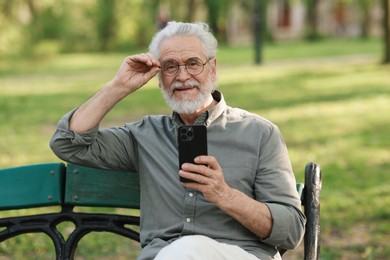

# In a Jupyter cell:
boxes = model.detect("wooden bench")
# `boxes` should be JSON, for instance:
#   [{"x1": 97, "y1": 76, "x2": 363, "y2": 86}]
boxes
[{"x1": 0, "y1": 162, "x2": 322, "y2": 260}]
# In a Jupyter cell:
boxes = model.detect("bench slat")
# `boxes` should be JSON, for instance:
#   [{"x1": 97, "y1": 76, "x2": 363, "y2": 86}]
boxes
[
  {"x1": 0, "y1": 163, "x2": 65, "y2": 210},
  {"x1": 64, "y1": 164, "x2": 140, "y2": 209}
]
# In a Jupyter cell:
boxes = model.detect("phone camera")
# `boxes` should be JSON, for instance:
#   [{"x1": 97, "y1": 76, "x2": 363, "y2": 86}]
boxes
[{"x1": 179, "y1": 126, "x2": 194, "y2": 142}]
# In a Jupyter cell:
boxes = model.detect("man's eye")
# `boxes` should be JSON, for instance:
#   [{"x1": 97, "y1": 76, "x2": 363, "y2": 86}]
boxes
[
  {"x1": 187, "y1": 59, "x2": 201, "y2": 67},
  {"x1": 164, "y1": 62, "x2": 177, "y2": 70}
]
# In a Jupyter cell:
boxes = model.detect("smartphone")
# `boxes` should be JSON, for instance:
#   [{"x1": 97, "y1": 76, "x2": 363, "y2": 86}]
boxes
[{"x1": 178, "y1": 125, "x2": 208, "y2": 182}]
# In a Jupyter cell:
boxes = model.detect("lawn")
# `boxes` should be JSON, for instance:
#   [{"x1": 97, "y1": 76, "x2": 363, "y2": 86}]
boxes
[{"x1": 0, "y1": 38, "x2": 389, "y2": 259}]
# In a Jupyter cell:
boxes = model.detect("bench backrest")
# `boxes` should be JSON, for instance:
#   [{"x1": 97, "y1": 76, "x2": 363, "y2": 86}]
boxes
[
  {"x1": 0, "y1": 163, "x2": 65, "y2": 210},
  {"x1": 0, "y1": 163, "x2": 303, "y2": 211},
  {"x1": 64, "y1": 164, "x2": 140, "y2": 209},
  {"x1": 0, "y1": 163, "x2": 140, "y2": 210}
]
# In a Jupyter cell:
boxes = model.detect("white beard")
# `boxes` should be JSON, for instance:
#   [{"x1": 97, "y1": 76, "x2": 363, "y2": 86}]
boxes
[{"x1": 160, "y1": 76, "x2": 216, "y2": 114}]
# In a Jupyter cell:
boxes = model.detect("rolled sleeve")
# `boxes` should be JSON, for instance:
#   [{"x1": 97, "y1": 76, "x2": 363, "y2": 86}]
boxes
[
  {"x1": 262, "y1": 203, "x2": 305, "y2": 250},
  {"x1": 50, "y1": 109, "x2": 137, "y2": 172},
  {"x1": 58, "y1": 111, "x2": 100, "y2": 145},
  {"x1": 50, "y1": 109, "x2": 99, "y2": 154}
]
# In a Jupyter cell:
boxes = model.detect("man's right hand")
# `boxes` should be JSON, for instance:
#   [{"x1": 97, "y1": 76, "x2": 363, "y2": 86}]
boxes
[
  {"x1": 69, "y1": 54, "x2": 160, "y2": 133},
  {"x1": 110, "y1": 53, "x2": 161, "y2": 95}
]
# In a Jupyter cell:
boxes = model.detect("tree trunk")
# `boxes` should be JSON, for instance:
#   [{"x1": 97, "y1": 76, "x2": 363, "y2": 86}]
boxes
[
  {"x1": 306, "y1": 0, "x2": 320, "y2": 40},
  {"x1": 25, "y1": 0, "x2": 41, "y2": 43},
  {"x1": 1, "y1": 0, "x2": 13, "y2": 18},
  {"x1": 186, "y1": 0, "x2": 197, "y2": 22},
  {"x1": 204, "y1": 0, "x2": 220, "y2": 38},
  {"x1": 96, "y1": 0, "x2": 117, "y2": 52},
  {"x1": 360, "y1": 6, "x2": 370, "y2": 38},
  {"x1": 383, "y1": 0, "x2": 390, "y2": 63},
  {"x1": 253, "y1": 0, "x2": 265, "y2": 64}
]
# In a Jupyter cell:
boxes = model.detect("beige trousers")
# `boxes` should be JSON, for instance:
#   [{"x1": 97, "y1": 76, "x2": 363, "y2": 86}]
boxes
[{"x1": 154, "y1": 235, "x2": 260, "y2": 260}]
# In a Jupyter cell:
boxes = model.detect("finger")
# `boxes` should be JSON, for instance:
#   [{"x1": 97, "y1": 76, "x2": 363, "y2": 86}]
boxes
[
  {"x1": 145, "y1": 53, "x2": 161, "y2": 68},
  {"x1": 126, "y1": 54, "x2": 151, "y2": 67},
  {"x1": 180, "y1": 180, "x2": 204, "y2": 193},
  {"x1": 133, "y1": 53, "x2": 160, "y2": 70},
  {"x1": 137, "y1": 53, "x2": 154, "y2": 67},
  {"x1": 140, "y1": 54, "x2": 161, "y2": 74},
  {"x1": 181, "y1": 163, "x2": 210, "y2": 177},
  {"x1": 179, "y1": 170, "x2": 208, "y2": 184},
  {"x1": 126, "y1": 55, "x2": 160, "y2": 75},
  {"x1": 194, "y1": 156, "x2": 221, "y2": 171}
]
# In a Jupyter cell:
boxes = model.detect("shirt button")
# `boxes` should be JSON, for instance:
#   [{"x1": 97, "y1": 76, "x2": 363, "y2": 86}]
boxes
[
  {"x1": 186, "y1": 218, "x2": 191, "y2": 222},
  {"x1": 189, "y1": 193, "x2": 193, "y2": 197}
]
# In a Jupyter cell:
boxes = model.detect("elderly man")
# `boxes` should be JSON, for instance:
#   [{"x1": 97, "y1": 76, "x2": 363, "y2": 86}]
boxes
[{"x1": 50, "y1": 21, "x2": 305, "y2": 260}]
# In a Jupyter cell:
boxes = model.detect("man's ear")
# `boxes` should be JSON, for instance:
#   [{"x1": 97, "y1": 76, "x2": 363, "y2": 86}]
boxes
[{"x1": 211, "y1": 58, "x2": 217, "y2": 81}]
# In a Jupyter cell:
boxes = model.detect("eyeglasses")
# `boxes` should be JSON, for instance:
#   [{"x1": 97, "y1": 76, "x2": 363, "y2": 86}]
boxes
[{"x1": 161, "y1": 57, "x2": 213, "y2": 76}]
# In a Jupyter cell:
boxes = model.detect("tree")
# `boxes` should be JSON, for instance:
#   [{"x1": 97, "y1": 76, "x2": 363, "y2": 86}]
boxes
[
  {"x1": 204, "y1": 0, "x2": 232, "y2": 42},
  {"x1": 186, "y1": 0, "x2": 197, "y2": 22},
  {"x1": 305, "y1": 0, "x2": 321, "y2": 40},
  {"x1": 204, "y1": 0, "x2": 221, "y2": 37},
  {"x1": 253, "y1": 0, "x2": 266, "y2": 64},
  {"x1": 238, "y1": 0, "x2": 269, "y2": 64},
  {"x1": 383, "y1": 0, "x2": 390, "y2": 63},
  {"x1": 96, "y1": 0, "x2": 117, "y2": 51},
  {"x1": 25, "y1": 0, "x2": 40, "y2": 43},
  {"x1": 356, "y1": 0, "x2": 375, "y2": 39}
]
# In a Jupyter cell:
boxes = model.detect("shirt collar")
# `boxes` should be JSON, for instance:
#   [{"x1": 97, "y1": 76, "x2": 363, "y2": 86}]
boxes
[{"x1": 172, "y1": 90, "x2": 226, "y2": 126}]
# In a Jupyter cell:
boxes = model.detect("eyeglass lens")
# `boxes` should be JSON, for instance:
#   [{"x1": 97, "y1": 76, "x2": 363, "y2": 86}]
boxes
[{"x1": 161, "y1": 57, "x2": 207, "y2": 76}]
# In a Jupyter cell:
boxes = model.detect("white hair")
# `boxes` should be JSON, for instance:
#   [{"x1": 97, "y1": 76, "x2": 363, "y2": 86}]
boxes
[{"x1": 148, "y1": 21, "x2": 218, "y2": 60}]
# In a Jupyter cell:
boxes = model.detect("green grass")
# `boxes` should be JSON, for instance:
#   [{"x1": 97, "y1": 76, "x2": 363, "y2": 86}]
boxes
[{"x1": 1, "y1": 38, "x2": 389, "y2": 259}]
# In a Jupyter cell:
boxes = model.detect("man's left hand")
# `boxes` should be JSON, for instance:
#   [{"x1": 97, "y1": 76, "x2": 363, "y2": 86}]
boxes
[{"x1": 179, "y1": 156, "x2": 234, "y2": 205}]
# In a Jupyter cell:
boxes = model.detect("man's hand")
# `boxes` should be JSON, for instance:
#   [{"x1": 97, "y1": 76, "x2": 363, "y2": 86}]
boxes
[
  {"x1": 111, "y1": 53, "x2": 161, "y2": 94},
  {"x1": 179, "y1": 156, "x2": 234, "y2": 205},
  {"x1": 179, "y1": 155, "x2": 273, "y2": 239},
  {"x1": 69, "y1": 54, "x2": 160, "y2": 133},
  {"x1": 69, "y1": 53, "x2": 160, "y2": 132}
]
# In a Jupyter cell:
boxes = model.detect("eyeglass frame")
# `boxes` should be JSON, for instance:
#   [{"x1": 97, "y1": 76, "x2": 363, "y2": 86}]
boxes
[{"x1": 160, "y1": 57, "x2": 214, "y2": 76}]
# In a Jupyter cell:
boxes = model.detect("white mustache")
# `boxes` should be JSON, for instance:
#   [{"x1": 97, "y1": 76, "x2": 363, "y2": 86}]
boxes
[{"x1": 171, "y1": 81, "x2": 200, "y2": 91}]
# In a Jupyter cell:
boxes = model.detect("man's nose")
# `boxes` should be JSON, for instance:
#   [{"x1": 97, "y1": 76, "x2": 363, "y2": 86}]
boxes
[{"x1": 176, "y1": 65, "x2": 191, "y2": 81}]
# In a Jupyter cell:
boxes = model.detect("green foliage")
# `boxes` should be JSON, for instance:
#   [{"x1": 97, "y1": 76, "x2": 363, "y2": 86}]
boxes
[
  {"x1": 204, "y1": 0, "x2": 233, "y2": 41},
  {"x1": 0, "y1": 1, "x2": 157, "y2": 56},
  {"x1": 0, "y1": 38, "x2": 389, "y2": 259},
  {"x1": 96, "y1": 0, "x2": 117, "y2": 51}
]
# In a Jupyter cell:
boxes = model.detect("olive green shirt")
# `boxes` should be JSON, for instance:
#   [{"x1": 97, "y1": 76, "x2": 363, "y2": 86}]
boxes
[{"x1": 50, "y1": 91, "x2": 305, "y2": 260}]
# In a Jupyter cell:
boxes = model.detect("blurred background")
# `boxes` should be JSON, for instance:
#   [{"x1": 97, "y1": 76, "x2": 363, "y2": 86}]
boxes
[
  {"x1": 1, "y1": 0, "x2": 389, "y2": 59},
  {"x1": 0, "y1": 0, "x2": 389, "y2": 259}
]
